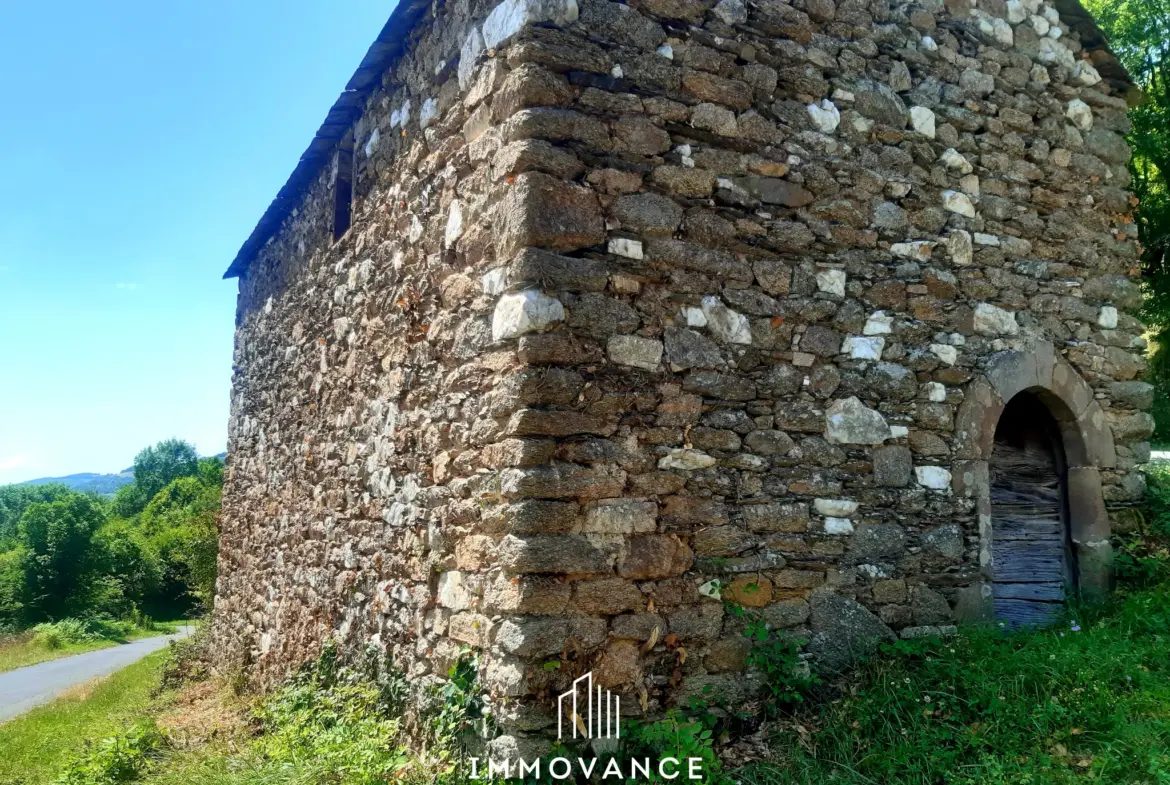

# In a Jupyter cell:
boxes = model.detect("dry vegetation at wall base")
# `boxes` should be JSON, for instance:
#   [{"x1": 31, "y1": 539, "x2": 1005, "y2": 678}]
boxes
[{"x1": 13, "y1": 541, "x2": 1170, "y2": 785}]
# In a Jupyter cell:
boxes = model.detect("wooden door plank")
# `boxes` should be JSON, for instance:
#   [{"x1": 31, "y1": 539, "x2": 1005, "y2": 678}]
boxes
[
  {"x1": 994, "y1": 598, "x2": 1064, "y2": 628},
  {"x1": 993, "y1": 582, "x2": 1066, "y2": 601}
]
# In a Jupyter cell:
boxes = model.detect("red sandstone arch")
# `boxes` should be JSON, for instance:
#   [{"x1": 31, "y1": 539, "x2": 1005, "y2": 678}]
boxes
[{"x1": 951, "y1": 341, "x2": 1114, "y2": 624}]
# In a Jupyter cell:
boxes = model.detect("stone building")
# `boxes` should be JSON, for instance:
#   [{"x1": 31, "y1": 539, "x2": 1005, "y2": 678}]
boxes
[{"x1": 213, "y1": 0, "x2": 1152, "y2": 748}]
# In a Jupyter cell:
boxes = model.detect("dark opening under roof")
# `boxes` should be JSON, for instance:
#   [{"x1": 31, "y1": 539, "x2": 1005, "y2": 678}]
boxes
[
  {"x1": 222, "y1": 0, "x2": 431, "y2": 279},
  {"x1": 223, "y1": 0, "x2": 1135, "y2": 280}
]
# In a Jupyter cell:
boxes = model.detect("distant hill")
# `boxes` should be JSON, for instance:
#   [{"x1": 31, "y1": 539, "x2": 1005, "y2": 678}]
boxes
[
  {"x1": 21, "y1": 471, "x2": 134, "y2": 495},
  {"x1": 16, "y1": 452, "x2": 226, "y2": 496}
]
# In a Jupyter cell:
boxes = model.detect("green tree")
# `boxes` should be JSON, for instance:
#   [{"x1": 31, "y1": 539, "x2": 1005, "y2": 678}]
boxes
[
  {"x1": 139, "y1": 475, "x2": 221, "y2": 613},
  {"x1": 93, "y1": 521, "x2": 162, "y2": 617},
  {"x1": 1085, "y1": 0, "x2": 1170, "y2": 440},
  {"x1": 0, "y1": 484, "x2": 72, "y2": 547},
  {"x1": 15, "y1": 493, "x2": 108, "y2": 621},
  {"x1": 114, "y1": 439, "x2": 200, "y2": 518}
]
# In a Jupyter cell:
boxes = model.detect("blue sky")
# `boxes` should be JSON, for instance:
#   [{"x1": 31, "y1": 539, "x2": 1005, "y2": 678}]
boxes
[{"x1": 0, "y1": 1, "x2": 395, "y2": 484}]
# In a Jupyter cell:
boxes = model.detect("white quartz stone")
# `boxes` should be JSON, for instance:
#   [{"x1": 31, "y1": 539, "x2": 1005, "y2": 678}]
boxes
[
  {"x1": 608, "y1": 237, "x2": 644, "y2": 260},
  {"x1": 420, "y1": 98, "x2": 440, "y2": 129},
  {"x1": 1072, "y1": 60, "x2": 1102, "y2": 87},
  {"x1": 826, "y1": 397, "x2": 892, "y2": 445},
  {"x1": 910, "y1": 106, "x2": 936, "y2": 138},
  {"x1": 659, "y1": 449, "x2": 717, "y2": 470},
  {"x1": 916, "y1": 465, "x2": 953, "y2": 491},
  {"x1": 702, "y1": 296, "x2": 752, "y2": 345},
  {"x1": 930, "y1": 343, "x2": 959, "y2": 365},
  {"x1": 808, "y1": 99, "x2": 841, "y2": 134},
  {"x1": 458, "y1": 28, "x2": 486, "y2": 89},
  {"x1": 816, "y1": 267, "x2": 847, "y2": 296},
  {"x1": 657, "y1": 43, "x2": 674, "y2": 59},
  {"x1": 940, "y1": 147, "x2": 973, "y2": 174},
  {"x1": 1098, "y1": 306, "x2": 1119, "y2": 329},
  {"x1": 844, "y1": 335, "x2": 885, "y2": 360},
  {"x1": 438, "y1": 571, "x2": 473, "y2": 610},
  {"x1": 973, "y1": 10, "x2": 1014, "y2": 45},
  {"x1": 942, "y1": 190, "x2": 976, "y2": 218},
  {"x1": 890, "y1": 425, "x2": 910, "y2": 439},
  {"x1": 973, "y1": 303, "x2": 1020, "y2": 336},
  {"x1": 492, "y1": 290, "x2": 565, "y2": 341},
  {"x1": 1006, "y1": 0, "x2": 1027, "y2": 23},
  {"x1": 445, "y1": 200, "x2": 463, "y2": 248},
  {"x1": 699, "y1": 580, "x2": 723, "y2": 599},
  {"x1": 1066, "y1": 98, "x2": 1093, "y2": 131},
  {"x1": 365, "y1": 128, "x2": 380, "y2": 158},
  {"x1": 390, "y1": 100, "x2": 411, "y2": 129},
  {"x1": 1038, "y1": 37, "x2": 1076, "y2": 68},
  {"x1": 824, "y1": 517, "x2": 855, "y2": 535},
  {"x1": 891, "y1": 240, "x2": 936, "y2": 261},
  {"x1": 974, "y1": 232, "x2": 999, "y2": 246},
  {"x1": 483, "y1": 0, "x2": 579, "y2": 49},
  {"x1": 921, "y1": 35, "x2": 938, "y2": 51},
  {"x1": 683, "y1": 307, "x2": 707, "y2": 327},
  {"x1": 815, "y1": 498, "x2": 860, "y2": 517},
  {"x1": 1030, "y1": 13, "x2": 1050, "y2": 35},
  {"x1": 482, "y1": 267, "x2": 507, "y2": 295},
  {"x1": 923, "y1": 382, "x2": 947, "y2": 402},
  {"x1": 864, "y1": 312, "x2": 894, "y2": 336},
  {"x1": 948, "y1": 230, "x2": 973, "y2": 265}
]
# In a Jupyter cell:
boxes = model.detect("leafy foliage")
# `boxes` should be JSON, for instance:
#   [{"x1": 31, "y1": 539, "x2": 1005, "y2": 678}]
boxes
[
  {"x1": 742, "y1": 617, "x2": 816, "y2": 711},
  {"x1": 1114, "y1": 461, "x2": 1170, "y2": 583},
  {"x1": 0, "y1": 484, "x2": 73, "y2": 547},
  {"x1": 15, "y1": 494, "x2": 110, "y2": 621},
  {"x1": 0, "y1": 440, "x2": 222, "y2": 628},
  {"x1": 55, "y1": 721, "x2": 165, "y2": 785},
  {"x1": 249, "y1": 645, "x2": 409, "y2": 785},
  {"x1": 427, "y1": 650, "x2": 492, "y2": 765},
  {"x1": 1084, "y1": 0, "x2": 1170, "y2": 440},
  {"x1": 621, "y1": 710, "x2": 728, "y2": 785}
]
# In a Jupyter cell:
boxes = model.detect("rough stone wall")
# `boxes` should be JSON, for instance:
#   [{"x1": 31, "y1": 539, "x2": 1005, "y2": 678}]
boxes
[{"x1": 213, "y1": 0, "x2": 1152, "y2": 748}]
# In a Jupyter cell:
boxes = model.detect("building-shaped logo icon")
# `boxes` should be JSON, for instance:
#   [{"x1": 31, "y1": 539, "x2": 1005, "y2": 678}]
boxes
[{"x1": 557, "y1": 672, "x2": 620, "y2": 740}]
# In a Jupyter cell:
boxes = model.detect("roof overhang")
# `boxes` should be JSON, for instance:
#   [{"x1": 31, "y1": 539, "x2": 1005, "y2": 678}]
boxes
[{"x1": 223, "y1": 0, "x2": 432, "y2": 279}]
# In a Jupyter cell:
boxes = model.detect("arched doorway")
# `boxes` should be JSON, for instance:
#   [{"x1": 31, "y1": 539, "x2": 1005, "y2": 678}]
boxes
[
  {"x1": 990, "y1": 392, "x2": 1074, "y2": 627},
  {"x1": 951, "y1": 342, "x2": 1115, "y2": 627}
]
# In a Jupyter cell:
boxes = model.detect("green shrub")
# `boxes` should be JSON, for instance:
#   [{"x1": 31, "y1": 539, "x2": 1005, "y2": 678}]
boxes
[
  {"x1": 54, "y1": 721, "x2": 164, "y2": 785},
  {"x1": 1114, "y1": 461, "x2": 1170, "y2": 585},
  {"x1": 33, "y1": 619, "x2": 101, "y2": 649},
  {"x1": 621, "y1": 710, "x2": 729, "y2": 785},
  {"x1": 249, "y1": 644, "x2": 409, "y2": 785}
]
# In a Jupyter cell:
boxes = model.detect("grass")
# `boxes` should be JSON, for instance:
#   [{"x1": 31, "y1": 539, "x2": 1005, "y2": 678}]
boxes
[
  {"x1": 13, "y1": 588, "x2": 1170, "y2": 785},
  {"x1": 0, "y1": 650, "x2": 172, "y2": 785},
  {"x1": 738, "y1": 586, "x2": 1170, "y2": 784},
  {"x1": 0, "y1": 620, "x2": 184, "y2": 675}
]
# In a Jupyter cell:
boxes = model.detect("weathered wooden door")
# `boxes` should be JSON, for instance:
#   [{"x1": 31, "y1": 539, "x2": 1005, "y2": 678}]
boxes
[{"x1": 990, "y1": 393, "x2": 1074, "y2": 627}]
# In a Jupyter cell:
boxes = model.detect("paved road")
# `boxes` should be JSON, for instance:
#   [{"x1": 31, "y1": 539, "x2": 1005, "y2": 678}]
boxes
[{"x1": 0, "y1": 630, "x2": 189, "y2": 723}]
